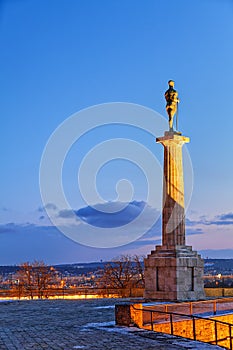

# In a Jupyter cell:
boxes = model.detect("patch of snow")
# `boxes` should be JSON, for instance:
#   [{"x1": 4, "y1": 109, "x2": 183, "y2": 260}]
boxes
[
  {"x1": 81, "y1": 321, "x2": 145, "y2": 335},
  {"x1": 94, "y1": 305, "x2": 115, "y2": 309},
  {"x1": 82, "y1": 321, "x2": 115, "y2": 329},
  {"x1": 73, "y1": 346, "x2": 85, "y2": 349}
]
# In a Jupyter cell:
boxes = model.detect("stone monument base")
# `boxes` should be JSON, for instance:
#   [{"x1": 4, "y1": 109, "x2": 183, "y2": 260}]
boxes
[{"x1": 144, "y1": 245, "x2": 206, "y2": 301}]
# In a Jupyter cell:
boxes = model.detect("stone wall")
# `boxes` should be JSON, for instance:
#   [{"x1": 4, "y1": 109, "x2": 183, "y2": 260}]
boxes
[
  {"x1": 205, "y1": 288, "x2": 233, "y2": 297},
  {"x1": 115, "y1": 303, "x2": 233, "y2": 349},
  {"x1": 115, "y1": 303, "x2": 143, "y2": 327}
]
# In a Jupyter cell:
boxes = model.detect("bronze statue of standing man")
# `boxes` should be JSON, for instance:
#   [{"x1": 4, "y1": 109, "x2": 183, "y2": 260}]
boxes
[{"x1": 165, "y1": 80, "x2": 180, "y2": 131}]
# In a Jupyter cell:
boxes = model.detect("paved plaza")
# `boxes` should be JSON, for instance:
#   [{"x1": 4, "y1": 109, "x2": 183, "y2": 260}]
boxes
[{"x1": 0, "y1": 299, "x2": 223, "y2": 350}]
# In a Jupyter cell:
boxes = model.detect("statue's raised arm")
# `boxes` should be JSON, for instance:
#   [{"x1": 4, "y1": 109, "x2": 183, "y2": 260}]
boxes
[{"x1": 165, "y1": 80, "x2": 180, "y2": 131}]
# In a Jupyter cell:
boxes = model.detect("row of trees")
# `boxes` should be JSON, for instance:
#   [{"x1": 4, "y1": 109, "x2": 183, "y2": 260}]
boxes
[{"x1": 7, "y1": 255, "x2": 145, "y2": 299}]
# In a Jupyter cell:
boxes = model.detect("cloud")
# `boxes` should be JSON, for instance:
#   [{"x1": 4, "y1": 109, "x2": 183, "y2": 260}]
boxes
[
  {"x1": 213, "y1": 212, "x2": 233, "y2": 225},
  {"x1": 186, "y1": 212, "x2": 233, "y2": 227},
  {"x1": 56, "y1": 201, "x2": 155, "y2": 229},
  {"x1": 217, "y1": 213, "x2": 233, "y2": 220},
  {"x1": 39, "y1": 203, "x2": 57, "y2": 211},
  {"x1": 75, "y1": 201, "x2": 147, "y2": 228},
  {"x1": 186, "y1": 218, "x2": 200, "y2": 227},
  {"x1": 58, "y1": 209, "x2": 76, "y2": 219},
  {"x1": 211, "y1": 220, "x2": 233, "y2": 226},
  {"x1": 0, "y1": 222, "x2": 37, "y2": 234},
  {"x1": 37, "y1": 207, "x2": 44, "y2": 213},
  {"x1": 53, "y1": 201, "x2": 162, "y2": 248},
  {"x1": 186, "y1": 227, "x2": 204, "y2": 235}
]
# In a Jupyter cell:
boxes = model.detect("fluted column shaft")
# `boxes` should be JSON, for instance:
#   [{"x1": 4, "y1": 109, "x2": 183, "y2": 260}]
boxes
[{"x1": 156, "y1": 133, "x2": 189, "y2": 247}]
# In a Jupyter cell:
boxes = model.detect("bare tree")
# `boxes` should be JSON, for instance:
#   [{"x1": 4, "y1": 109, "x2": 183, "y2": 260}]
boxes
[
  {"x1": 133, "y1": 255, "x2": 145, "y2": 287},
  {"x1": 97, "y1": 255, "x2": 145, "y2": 291},
  {"x1": 16, "y1": 261, "x2": 57, "y2": 299},
  {"x1": 32, "y1": 261, "x2": 56, "y2": 298},
  {"x1": 17, "y1": 262, "x2": 34, "y2": 299}
]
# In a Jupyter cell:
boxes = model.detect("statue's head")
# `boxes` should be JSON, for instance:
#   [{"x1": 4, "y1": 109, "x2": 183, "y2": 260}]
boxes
[{"x1": 168, "y1": 80, "x2": 175, "y2": 87}]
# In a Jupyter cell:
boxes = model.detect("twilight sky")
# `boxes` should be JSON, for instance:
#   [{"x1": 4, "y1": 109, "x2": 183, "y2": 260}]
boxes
[{"x1": 0, "y1": 0, "x2": 233, "y2": 264}]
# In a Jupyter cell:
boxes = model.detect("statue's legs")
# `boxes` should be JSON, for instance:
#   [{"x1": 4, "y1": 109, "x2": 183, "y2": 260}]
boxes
[
  {"x1": 166, "y1": 103, "x2": 177, "y2": 131},
  {"x1": 169, "y1": 115, "x2": 174, "y2": 130},
  {"x1": 166, "y1": 107, "x2": 174, "y2": 131}
]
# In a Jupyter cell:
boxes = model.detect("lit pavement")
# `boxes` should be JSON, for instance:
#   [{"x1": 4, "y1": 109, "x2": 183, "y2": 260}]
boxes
[{"x1": 0, "y1": 299, "x2": 223, "y2": 350}]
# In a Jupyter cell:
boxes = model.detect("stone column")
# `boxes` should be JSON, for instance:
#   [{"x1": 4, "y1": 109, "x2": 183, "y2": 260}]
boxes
[
  {"x1": 156, "y1": 132, "x2": 189, "y2": 248},
  {"x1": 144, "y1": 131, "x2": 205, "y2": 301}
]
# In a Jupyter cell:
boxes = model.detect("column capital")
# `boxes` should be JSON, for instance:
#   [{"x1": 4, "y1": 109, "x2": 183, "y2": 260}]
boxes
[{"x1": 156, "y1": 132, "x2": 190, "y2": 145}]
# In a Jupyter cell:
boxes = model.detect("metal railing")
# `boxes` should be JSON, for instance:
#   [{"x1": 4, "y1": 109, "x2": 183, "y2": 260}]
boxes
[
  {"x1": 143, "y1": 298, "x2": 233, "y2": 317},
  {"x1": 132, "y1": 305, "x2": 233, "y2": 349},
  {"x1": 0, "y1": 287, "x2": 141, "y2": 299}
]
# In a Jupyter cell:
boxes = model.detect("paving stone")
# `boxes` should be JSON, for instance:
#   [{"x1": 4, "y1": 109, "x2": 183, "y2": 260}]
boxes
[{"x1": 0, "y1": 299, "x2": 223, "y2": 349}]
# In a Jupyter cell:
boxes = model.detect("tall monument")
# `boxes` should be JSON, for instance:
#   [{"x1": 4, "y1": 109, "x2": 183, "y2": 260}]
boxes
[{"x1": 144, "y1": 81, "x2": 205, "y2": 301}]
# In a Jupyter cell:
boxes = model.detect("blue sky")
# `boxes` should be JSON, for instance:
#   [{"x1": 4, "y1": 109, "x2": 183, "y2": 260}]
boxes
[{"x1": 0, "y1": 0, "x2": 233, "y2": 264}]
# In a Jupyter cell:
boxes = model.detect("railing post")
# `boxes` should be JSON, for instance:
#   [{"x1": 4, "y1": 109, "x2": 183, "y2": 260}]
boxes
[
  {"x1": 190, "y1": 302, "x2": 193, "y2": 315},
  {"x1": 215, "y1": 321, "x2": 218, "y2": 345},
  {"x1": 192, "y1": 317, "x2": 196, "y2": 341},
  {"x1": 165, "y1": 305, "x2": 169, "y2": 321},
  {"x1": 213, "y1": 300, "x2": 217, "y2": 315},
  {"x1": 229, "y1": 324, "x2": 232, "y2": 350},
  {"x1": 170, "y1": 314, "x2": 173, "y2": 335},
  {"x1": 150, "y1": 311, "x2": 153, "y2": 331}
]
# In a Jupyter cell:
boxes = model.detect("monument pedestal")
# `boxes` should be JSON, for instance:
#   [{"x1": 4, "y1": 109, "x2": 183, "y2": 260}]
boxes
[
  {"x1": 144, "y1": 245, "x2": 205, "y2": 301},
  {"x1": 144, "y1": 132, "x2": 205, "y2": 301}
]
